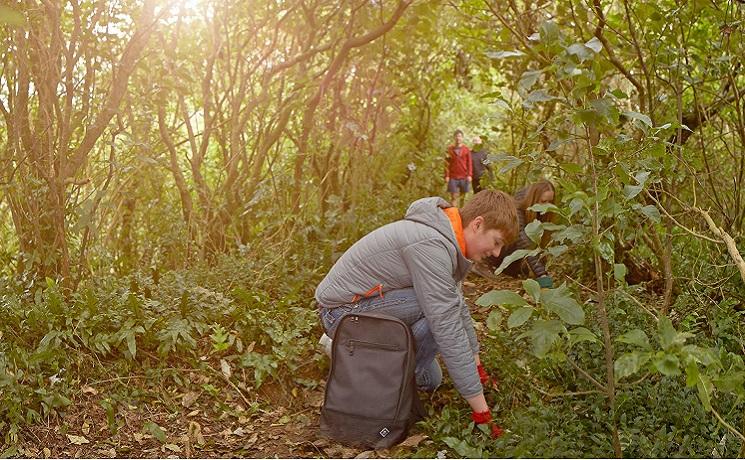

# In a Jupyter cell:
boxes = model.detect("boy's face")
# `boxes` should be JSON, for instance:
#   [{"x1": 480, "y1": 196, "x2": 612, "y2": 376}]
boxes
[
  {"x1": 464, "y1": 216, "x2": 506, "y2": 261},
  {"x1": 455, "y1": 132, "x2": 464, "y2": 144}
]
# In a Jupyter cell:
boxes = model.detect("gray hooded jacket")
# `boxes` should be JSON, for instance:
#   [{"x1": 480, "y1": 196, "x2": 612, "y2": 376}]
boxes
[{"x1": 315, "y1": 197, "x2": 483, "y2": 398}]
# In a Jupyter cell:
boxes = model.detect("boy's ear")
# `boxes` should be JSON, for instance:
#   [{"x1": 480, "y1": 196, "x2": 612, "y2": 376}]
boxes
[{"x1": 470, "y1": 215, "x2": 485, "y2": 231}]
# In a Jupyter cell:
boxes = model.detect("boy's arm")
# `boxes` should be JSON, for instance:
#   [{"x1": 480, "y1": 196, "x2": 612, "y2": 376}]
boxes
[{"x1": 401, "y1": 239, "x2": 483, "y2": 399}]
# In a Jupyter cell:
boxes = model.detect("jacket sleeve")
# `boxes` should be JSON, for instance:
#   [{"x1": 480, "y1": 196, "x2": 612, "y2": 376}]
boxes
[
  {"x1": 514, "y1": 209, "x2": 549, "y2": 278},
  {"x1": 459, "y1": 288, "x2": 480, "y2": 355},
  {"x1": 401, "y1": 239, "x2": 482, "y2": 398}
]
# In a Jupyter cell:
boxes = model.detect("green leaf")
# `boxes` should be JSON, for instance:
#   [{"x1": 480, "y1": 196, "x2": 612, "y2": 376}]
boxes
[
  {"x1": 541, "y1": 285, "x2": 585, "y2": 325},
  {"x1": 714, "y1": 370, "x2": 745, "y2": 394},
  {"x1": 623, "y1": 184, "x2": 643, "y2": 199},
  {"x1": 566, "y1": 43, "x2": 593, "y2": 62},
  {"x1": 568, "y1": 327, "x2": 599, "y2": 347},
  {"x1": 696, "y1": 374, "x2": 714, "y2": 411},
  {"x1": 487, "y1": 50, "x2": 525, "y2": 59},
  {"x1": 614, "y1": 352, "x2": 650, "y2": 380},
  {"x1": 523, "y1": 89, "x2": 557, "y2": 109},
  {"x1": 595, "y1": 239, "x2": 614, "y2": 263},
  {"x1": 523, "y1": 278, "x2": 542, "y2": 303},
  {"x1": 681, "y1": 345, "x2": 718, "y2": 366},
  {"x1": 539, "y1": 20, "x2": 560, "y2": 43},
  {"x1": 527, "y1": 203, "x2": 562, "y2": 215},
  {"x1": 494, "y1": 248, "x2": 540, "y2": 275},
  {"x1": 486, "y1": 311, "x2": 503, "y2": 331},
  {"x1": 525, "y1": 320, "x2": 564, "y2": 358},
  {"x1": 639, "y1": 205, "x2": 661, "y2": 223},
  {"x1": 616, "y1": 329, "x2": 651, "y2": 350},
  {"x1": 524, "y1": 219, "x2": 544, "y2": 245},
  {"x1": 508, "y1": 306, "x2": 534, "y2": 328},
  {"x1": 616, "y1": 329, "x2": 652, "y2": 350},
  {"x1": 126, "y1": 333, "x2": 137, "y2": 358},
  {"x1": 685, "y1": 361, "x2": 700, "y2": 387},
  {"x1": 584, "y1": 36, "x2": 603, "y2": 53},
  {"x1": 476, "y1": 290, "x2": 528, "y2": 307},
  {"x1": 657, "y1": 316, "x2": 677, "y2": 350},
  {"x1": 623, "y1": 110, "x2": 653, "y2": 128},
  {"x1": 613, "y1": 263, "x2": 627, "y2": 283},
  {"x1": 143, "y1": 421, "x2": 167, "y2": 443},
  {"x1": 653, "y1": 353, "x2": 681, "y2": 376},
  {"x1": 554, "y1": 224, "x2": 585, "y2": 244},
  {"x1": 518, "y1": 70, "x2": 542, "y2": 91},
  {"x1": 547, "y1": 245, "x2": 568, "y2": 257}
]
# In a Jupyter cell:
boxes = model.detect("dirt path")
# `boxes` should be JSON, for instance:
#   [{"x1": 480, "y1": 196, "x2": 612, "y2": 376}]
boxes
[{"x1": 16, "y1": 272, "x2": 516, "y2": 458}]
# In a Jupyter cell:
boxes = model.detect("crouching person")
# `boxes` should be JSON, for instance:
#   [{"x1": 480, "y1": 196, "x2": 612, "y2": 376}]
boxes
[{"x1": 315, "y1": 190, "x2": 518, "y2": 438}]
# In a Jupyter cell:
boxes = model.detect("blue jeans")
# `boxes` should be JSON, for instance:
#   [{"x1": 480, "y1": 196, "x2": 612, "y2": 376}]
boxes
[
  {"x1": 447, "y1": 178, "x2": 470, "y2": 193},
  {"x1": 319, "y1": 288, "x2": 442, "y2": 391}
]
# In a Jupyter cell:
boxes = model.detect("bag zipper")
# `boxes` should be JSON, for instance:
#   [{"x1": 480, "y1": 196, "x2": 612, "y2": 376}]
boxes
[{"x1": 346, "y1": 339, "x2": 401, "y2": 355}]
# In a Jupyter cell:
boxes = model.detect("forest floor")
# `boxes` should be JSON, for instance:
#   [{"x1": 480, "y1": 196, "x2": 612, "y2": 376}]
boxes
[{"x1": 16, "y1": 272, "x2": 522, "y2": 459}]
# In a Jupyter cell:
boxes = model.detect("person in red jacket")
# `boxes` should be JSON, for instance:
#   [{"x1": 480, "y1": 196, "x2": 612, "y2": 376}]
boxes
[{"x1": 445, "y1": 129, "x2": 472, "y2": 206}]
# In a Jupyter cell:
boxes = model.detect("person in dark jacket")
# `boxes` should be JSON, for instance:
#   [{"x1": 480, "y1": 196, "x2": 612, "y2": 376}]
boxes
[
  {"x1": 485, "y1": 180, "x2": 556, "y2": 288},
  {"x1": 470, "y1": 136, "x2": 493, "y2": 194}
]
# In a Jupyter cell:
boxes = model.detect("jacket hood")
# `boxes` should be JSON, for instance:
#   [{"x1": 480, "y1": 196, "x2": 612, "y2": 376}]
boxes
[{"x1": 404, "y1": 197, "x2": 472, "y2": 279}]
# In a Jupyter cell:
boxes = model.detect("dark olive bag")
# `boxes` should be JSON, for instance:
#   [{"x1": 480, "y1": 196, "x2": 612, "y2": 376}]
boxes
[{"x1": 320, "y1": 312, "x2": 424, "y2": 448}]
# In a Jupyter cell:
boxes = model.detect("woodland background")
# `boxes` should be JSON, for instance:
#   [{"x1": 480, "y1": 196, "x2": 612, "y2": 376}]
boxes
[{"x1": 0, "y1": 0, "x2": 744, "y2": 457}]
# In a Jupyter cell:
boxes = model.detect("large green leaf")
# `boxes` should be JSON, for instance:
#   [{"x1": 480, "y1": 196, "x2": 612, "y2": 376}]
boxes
[
  {"x1": 522, "y1": 320, "x2": 563, "y2": 358},
  {"x1": 653, "y1": 353, "x2": 681, "y2": 376},
  {"x1": 486, "y1": 50, "x2": 525, "y2": 59},
  {"x1": 657, "y1": 316, "x2": 694, "y2": 350},
  {"x1": 494, "y1": 248, "x2": 540, "y2": 275},
  {"x1": 639, "y1": 205, "x2": 661, "y2": 223},
  {"x1": 523, "y1": 278, "x2": 542, "y2": 303},
  {"x1": 541, "y1": 285, "x2": 584, "y2": 325},
  {"x1": 616, "y1": 329, "x2": 651, "y2": 350},
  {"x1": 696, "y1": 374, "x2": 714, "y2": 412},
  {"x1": 568, "y1": 327, "x2": 599, "y2": 347},
  {"x1": 523, "y1": 89, "x2": 557, "y2": 109},
  {"x1": 613, "y1": 263, "x2": 627, "y2": 283},
  {"x1": 657, "y1": 316, "x2": 677, "y2": 350},
  {"x1": 486, "y1": 311, "x2": 503, "y2": 332},
  {"x1": 614, "y1": 352, "x2": 651, "y2": 380},
  {"x1": 476, "y1": 290, "x2": 528, "y2": 307},
  {"x1": 507, "y1": 307, "x2": 534, "y2": 328},
  {"x1": 681, "y1": 345, "x2": 718, "y2": 366},
  {"x1": 623, "y1": 111, "x2": 653, "y2": 128},
  {"x1": 524, "y1": 219, "x2": 544, "y2": 245}
]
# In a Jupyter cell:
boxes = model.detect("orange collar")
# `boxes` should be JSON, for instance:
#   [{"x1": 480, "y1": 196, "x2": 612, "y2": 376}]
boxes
[{"x1": 443, "y1": 207, "x2": 467, "y2": 256}]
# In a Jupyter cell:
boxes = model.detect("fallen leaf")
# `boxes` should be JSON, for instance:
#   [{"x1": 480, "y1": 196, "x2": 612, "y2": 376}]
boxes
[
  {"x1": 133, "y1": 433, "x2": 144, "y2": 444},
  {"x1": 66, "y1": 434, "x2": 89, "y2": 445},
  {"x1": 245, "y1": 432, "x2": 258, "y2": 446},
  {"x1": 188, "y1": 421, "x2": 205, "y2": 446},
  {"x1": 400, "y1": 433, "x2": 427, "y2": 448},
  {"x1": 82, "y1": 421, "x2": 91, "y2": 435},
  {"x1": 182, "y1": 392, "x2": 200, "y2": 408},
  {"x1": 163, "y1": 444, "x2": 182, "y2": 453},
  {"x1": 43, "y1": 448, "x2": 51, "y2": 458},
  {"x1": 186, "y1": 409, "x2": 200, "y2": 417},
  {"x1": 355, "y1": 450, "x2": 375, "y2": 458},
  {"x1": 143, "y1": 421, "x2": 167, "y2": 444},
  {"x1": 82, "y1": 385, "x2": 98, "y2": 395},
  {"x1": 220, "y1": 359, "x2": 232, "y2": 379},
  {"x1": 232, "y1": 427, "x2": 246, "y2": 437}
]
